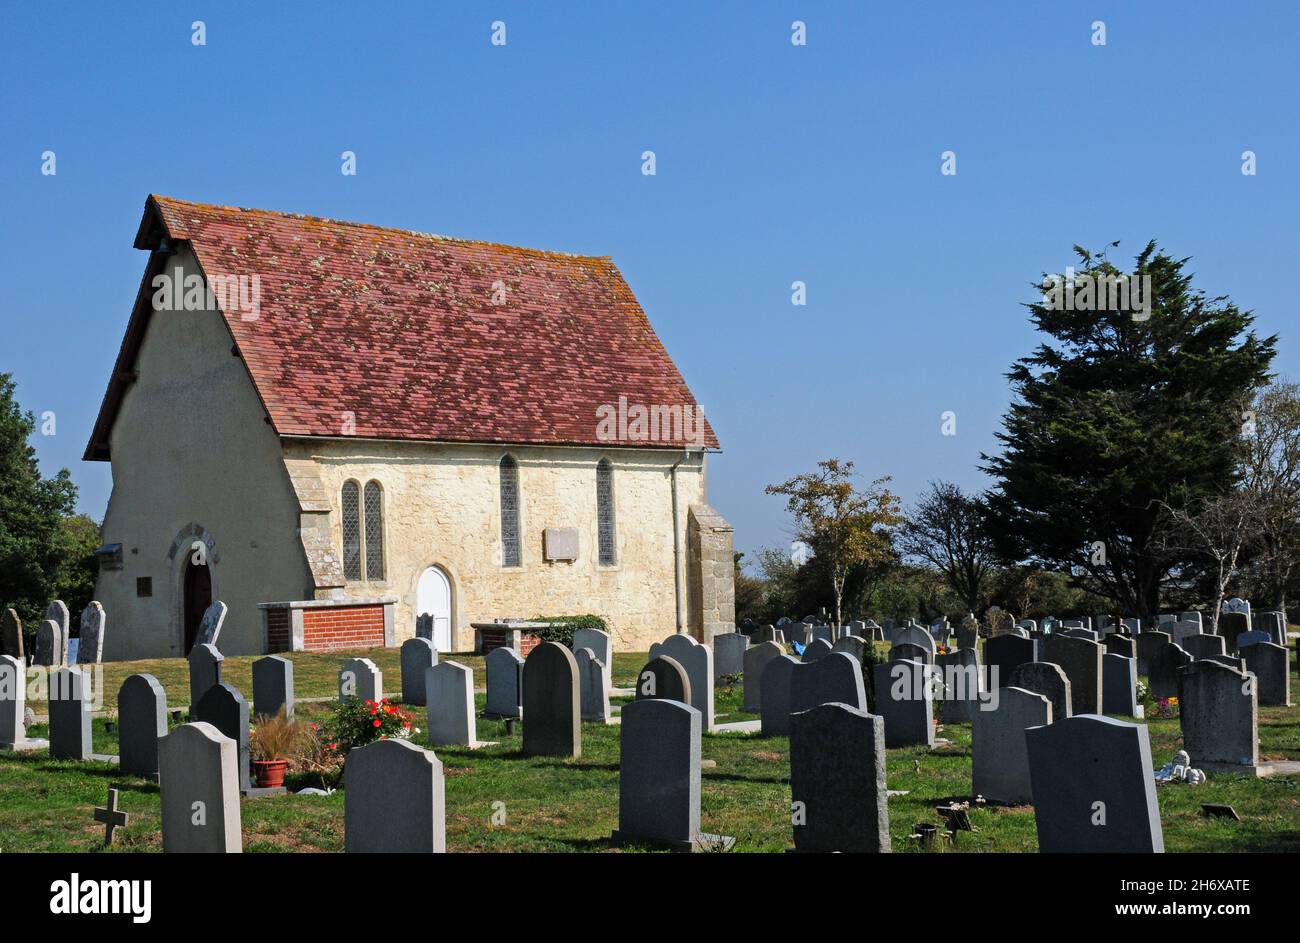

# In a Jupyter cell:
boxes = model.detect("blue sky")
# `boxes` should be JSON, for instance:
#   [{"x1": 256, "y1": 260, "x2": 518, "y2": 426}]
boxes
[{"x1": 2, "y1": 1, "x2": 1297, "y2": 564}]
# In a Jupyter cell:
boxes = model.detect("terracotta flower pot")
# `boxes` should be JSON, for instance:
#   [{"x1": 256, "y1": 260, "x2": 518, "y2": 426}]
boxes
[{"x1": 253, "y1": 759, "x2": 289, "y2": 789}]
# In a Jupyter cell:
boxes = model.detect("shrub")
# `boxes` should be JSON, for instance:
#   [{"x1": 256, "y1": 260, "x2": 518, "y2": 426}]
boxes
[
  {"x1": 530, "y1": 614, "x2": 609, "y2": 649},
  {"x1": 326, "y1": 697, "x2": 416, "y2": 755}
]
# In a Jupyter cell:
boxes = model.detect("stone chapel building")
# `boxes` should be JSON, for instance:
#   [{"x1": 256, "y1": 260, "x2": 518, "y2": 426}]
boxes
[{"x1": 85, "y1": 195, "x2": 734, "y2": 660}]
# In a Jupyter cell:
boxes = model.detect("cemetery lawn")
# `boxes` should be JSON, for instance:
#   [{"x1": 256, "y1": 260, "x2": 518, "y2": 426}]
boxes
[{"x1": 3, "y1": 647, "x2": 1300, "y2": 853}]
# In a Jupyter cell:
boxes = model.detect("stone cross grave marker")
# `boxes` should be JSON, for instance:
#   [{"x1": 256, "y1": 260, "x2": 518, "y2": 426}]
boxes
[{"x1": 94, "y1": 787, "x2": 130, "y2": 845}]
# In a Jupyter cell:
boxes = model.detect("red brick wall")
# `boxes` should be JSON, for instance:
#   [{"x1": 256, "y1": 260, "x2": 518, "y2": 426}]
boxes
[
  {"x1": 266, "y1": 608, "x2": 291, "y2": 652},
  {"x1": 480, "y1": 630, "x2": 542, "y2": 658},
  {"x1": 301, "y1": 604, "x2": 386, "y2": 652}
]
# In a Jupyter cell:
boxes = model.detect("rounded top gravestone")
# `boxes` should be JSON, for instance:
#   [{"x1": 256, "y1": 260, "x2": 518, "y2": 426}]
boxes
[
  {"x1": 636, "y1": 655, "x2": 692, "y2": 704},
  {"x1": 522, "y1": 641, "x2": 581, "y2": 758},
  {"x1": 344, "y1": 737, "x2": 446, "y2": 853}
]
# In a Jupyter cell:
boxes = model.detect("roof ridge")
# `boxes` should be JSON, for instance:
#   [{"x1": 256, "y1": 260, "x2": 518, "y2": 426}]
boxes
[{"x1": 149, "y1": 194, "x2": 615, "y2": 264}]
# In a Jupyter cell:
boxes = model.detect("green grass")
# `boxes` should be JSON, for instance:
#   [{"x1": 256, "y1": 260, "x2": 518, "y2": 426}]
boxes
[{"x1": 3, "y1": 645, "x2": 1299, "y2": 852}]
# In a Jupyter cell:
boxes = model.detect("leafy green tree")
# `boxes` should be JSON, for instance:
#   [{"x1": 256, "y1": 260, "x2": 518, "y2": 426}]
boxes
[
  {"x1": 766, "y1": 459, "x2": 901, "y2": 625},
  {"x1": 54, "y1": 513, "x2": 102, "y2": 628},
  {"x1": 899, "y1": 481, "x2": 999, "y2": 615},
  {"x1": 0, "y1": 374, "x2": 80, "y2": 628},
  {"x1": 982, "y1": 244, "x2": 1275, "y2": 621}
]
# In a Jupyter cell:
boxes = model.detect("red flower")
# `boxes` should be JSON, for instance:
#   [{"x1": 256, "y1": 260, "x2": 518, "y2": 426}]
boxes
[{"x1": 372, "y1": 719, "x2": 381, "y2": 727}]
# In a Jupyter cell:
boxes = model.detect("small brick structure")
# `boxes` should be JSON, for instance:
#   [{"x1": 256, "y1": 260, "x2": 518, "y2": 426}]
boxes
[
  {"x1": 472, "y1": 621, "x2": 550, "y2": 657},
  {"x1": 259, "y1": 596, "x2": 397, "y2": 653}
]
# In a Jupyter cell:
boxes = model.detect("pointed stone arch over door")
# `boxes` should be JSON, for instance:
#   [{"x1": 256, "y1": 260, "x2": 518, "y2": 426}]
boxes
[{"x1": 416, "y1": 565, "x2": 453, "y2": 652}]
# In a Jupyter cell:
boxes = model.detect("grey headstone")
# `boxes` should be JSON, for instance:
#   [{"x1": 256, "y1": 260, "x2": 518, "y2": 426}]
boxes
[
  {"x1": 252, "y1": 655, "x2": 294, "y2": 720},
  {"x1": 193, "y1": 682, "x2": 251, "y2": 793},
  {"x1": 158, "y1": 722, "x2": 242, "y2": 852},
  {"x1": 1221, "y1": 597, "x2": 1251, "y2": 614},
  {"x1": 45, "y1": 601, "x2": 70, "y2": 663},
  {"x1": 1240, "y1": 641, "x2": 1289, "y2": 707},
  {"x1": 972, "y1": 686, "x2": 1051, "y2": 804},
  {"x1": 522, "y1": 642, "x2": 581, "y2": 758},
  {"x1": 936, "y1": 647, "x2": 983, "y2": 723},
  {"x1": 956, "y1": 615, "x2": 979, "y2": 650},
  {"x1": 1257, "y1": 611, "x2": 1287, "y2": 645},
  {"x1": 400, "y1": 638, "x2": 438, "y2": 706},
  {"x1": 484, "y1": 646, "x2": 524, "y2": 719},
  {"x1": 1135, "y1": 631, "x2": 1171, "y2": 677},
  {"x1": 759, "y1": 654, "x2": 799, "y2": 737},
  {"x1": 1148, "y1": 642, "x2": 1192, "y2": 701},
  {"x1": 1102, "y1": 653, "x2": 1139, "y2": 716},
  {"x1": 425, "y1": 660, "x2": 477, "y2": 746},
  {"x1": 48, "y1": 666, "x2": 93, "y2": 760},
  {"x1": 1061, "y1": 628, "x2": 1099, "y2": 641},
  {"x1": 830, "y1": 635, "x2": 866, "y2": 666},
  {"x1": 1026, "y1": 715, "x2": 1163, "y2": 853},
  {"x1": 742, "y1": 641, "x2": 782, "y2": 712},
  {"x1": 985, "y1": 634, "x2": 1038, "y2": 688},
  {"x1": 0, "y1": 609, "x2": 22, "y2": 662},
  {"x1": 1218, "y1": 610, "x2": 1251, "y2": 651},
  {"x1": 119, "y1": 673, "x2": 168, "y2": 777},
  {"x1": 1043, "y1": 634, "x2": 1104, "y2": 715},
  {"x1": 339, "y1": 657, "x2": 382, "y2": 704},
  {"x1": 872, "y1": 660, "x2": 935, "y2": 748},
  {"x1": 573, "y1": 627, "x2": 613, "y2": 694},
  {"x1": 893, "y1": 625, "x2": 936, "y2": 657},
  {"x1": 1235, "y1": 629, "x2": 1269, "y2": 649},
  {"x1": 801, "y1": 638, "x2": 832, "y2": 663},
  {"x1": 76, "y1": 602, "x2": 106, "y2": 664},
  {"x1": 753, "y1": 625, "x2": 779, "y2": 644},
  {"x1": 648, "y1": 634, "x2": 714, "y2": 730},
  {"x1": 1203, "y1": 653, "x2": 1246, "y2": 671},
  {"x1": 790, "y1": 703, "x2": 890, "y2": 852},
  {"x1": 614, "y1": 698, "x2": 702, "y2": 850},
  {"x1": 790, "y1": 651, "x2": 867, "y2": 716},
  {"x1": 1184, "y1": 633, "x2": 1226, "y2": 660},
  {"x1": 1008, "y1": 662, "x2": 1072, "y2": 722},
  {"x1": 1103, "y1": 634, "x2": 1135, "y2": 659},
  {"x1": 1178, "y1": 611, "x2": 1203, "y2": 627},
  {"x1": 575, "y1": 647, "x2": 610, "y2": 723},
  {"x1": 890, "y1": 642, "x2": 933, "y2": 665},
  {"x1": 1180, "y1": 660, "x2": 1258, "y2": 772},
  {"x1": 188, "y1": 642, "x2": 224, "y2": 711},
  {"x1": 33, "y1": 619, "x2": 62, "y2": 667},
  {"x1": 196, "y1": 600, "x2": 227, "y2": 648},
  {"x1": 0, "y1": 655, "x2": 29, "y2": 748},
  {"x1": 344, "y1": 738, "x2": 445, "y2": 853},
  {"x1": 713, "y1": 632, "x2": 748, "y2": 678},
  {"x1": 1121, "y1": 618, "x2": 1142, "y2": 635},
  {"x1": 1169, "y1": 620, "x2": 1201, "y2": 648},
  {"x1": 786, "y1": 623, "x2": 813, "y2": 647},
  {"x1": 415, "y1": 613, "x2": 433, "y2": 640},
  {"x1": 811, "y1": 624, "x2": 834, "y2": 646},
  {"x1": 636, "y1": 655, "x2": 692, "y2": 703}
]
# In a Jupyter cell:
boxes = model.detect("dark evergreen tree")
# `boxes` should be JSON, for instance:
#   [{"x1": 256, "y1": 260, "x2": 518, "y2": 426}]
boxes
[{"x1": 982, "y1": 244, "x2": 1275, "y2": 620}]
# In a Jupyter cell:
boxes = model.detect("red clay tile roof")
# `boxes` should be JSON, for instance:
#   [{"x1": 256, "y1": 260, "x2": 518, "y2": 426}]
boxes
[{"x1": 85, "y1": 195, "x2": 717, "y2": 459}]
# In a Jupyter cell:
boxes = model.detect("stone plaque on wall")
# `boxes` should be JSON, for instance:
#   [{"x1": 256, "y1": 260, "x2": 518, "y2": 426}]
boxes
[{"x1": 544, "y1": 527, "x2": 579, "y2": 561}]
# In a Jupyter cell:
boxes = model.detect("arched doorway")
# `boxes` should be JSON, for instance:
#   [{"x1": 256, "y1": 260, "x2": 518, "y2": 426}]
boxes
[
  {"x1": 416, "y1": 566, "x2": 452, "y2": 651},
  {"x1": 183, "y1": 558, "x2": 212, "y2": 654}
]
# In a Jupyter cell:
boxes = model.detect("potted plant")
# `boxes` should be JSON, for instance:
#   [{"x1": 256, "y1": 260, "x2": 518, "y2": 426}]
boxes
[{"x1": 250, "y1": 709, "x2": 300, "y2": 788}]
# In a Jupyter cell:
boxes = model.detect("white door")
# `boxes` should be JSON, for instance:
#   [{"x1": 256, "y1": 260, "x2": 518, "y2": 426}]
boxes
[{"x1": 416, "y1": 566, "x2": 452, "y2": 652}]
